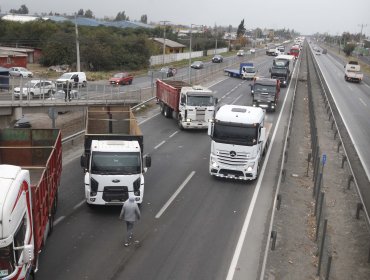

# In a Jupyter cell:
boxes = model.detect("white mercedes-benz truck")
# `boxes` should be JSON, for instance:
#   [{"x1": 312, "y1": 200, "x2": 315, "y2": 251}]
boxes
[{"x1": 208, "y1": 105, "x2": 270, "y2": 180}]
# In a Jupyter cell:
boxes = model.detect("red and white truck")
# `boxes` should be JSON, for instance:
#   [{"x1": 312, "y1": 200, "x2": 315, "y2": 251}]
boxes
[
  {"x1": 0, "y1": 128, "x2": 62, "y2": 279},
  {"x1": 156, "y1": 79, "x2": 217, "y2": 130}
]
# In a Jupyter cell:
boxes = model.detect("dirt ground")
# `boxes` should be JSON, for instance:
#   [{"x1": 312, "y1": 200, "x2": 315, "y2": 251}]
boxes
[{"x1": 264, "y1": 47, "x2": 370, "y2": 279}]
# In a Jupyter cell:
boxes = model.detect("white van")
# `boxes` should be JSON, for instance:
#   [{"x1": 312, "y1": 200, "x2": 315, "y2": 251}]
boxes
[{"x1": 56, "y1": 72, "x2": 87, "y2": 87}]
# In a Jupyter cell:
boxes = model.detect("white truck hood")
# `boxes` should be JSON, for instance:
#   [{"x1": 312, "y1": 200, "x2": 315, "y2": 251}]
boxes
[{"x1": 211, "y1": 141, "x2": 258, "y2": 160}]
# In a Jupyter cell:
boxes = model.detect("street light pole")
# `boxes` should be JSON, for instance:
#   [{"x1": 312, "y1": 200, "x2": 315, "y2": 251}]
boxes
[
  {"x1": 74, "y1": 14, "x2": 80, "y2": 72},
  {"x1": 160, "y1": 21, "x2": 170, "y2": 66},
  {"x1": 188, "y1": 24, "x2": 202, "y2": 83}
]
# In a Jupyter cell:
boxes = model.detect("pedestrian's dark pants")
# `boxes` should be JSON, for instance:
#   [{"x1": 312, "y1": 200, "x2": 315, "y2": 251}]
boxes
[{"x1": 125, "y1": 221, "x2": 134, "y2": 243}]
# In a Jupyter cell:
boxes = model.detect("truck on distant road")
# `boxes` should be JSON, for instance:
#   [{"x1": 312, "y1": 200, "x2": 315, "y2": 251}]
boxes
[
  {"x1": 251, "y1": 77, "x2": 280, "y2": 111},
  {"x1": 224, "y1": 62, "x2": 257, "y2": 80},
  {"x1": 80, "y1": 106, "x2": 151, "y2": 206},
  {"x1": 0, "y1": 128, "x2": 62, "y2": 279},
  {"x1": 344, "y1": 61, "x2": 363, "y2": 83},
  {"x1": 208, "y1": 105, "x2": 271, "y2": 180},
  {"x1": 288, "y1": 45, "x2": 300, "y2": 59},
  {"x1": 270, "y1": 54, "x2": 295, "y2": 87},
  {"x1": 156, "y1": 79, "x2": 217, "y2": 130}
]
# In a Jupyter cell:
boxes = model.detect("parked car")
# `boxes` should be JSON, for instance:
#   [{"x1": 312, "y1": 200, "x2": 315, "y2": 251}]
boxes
[
  {"x1": 9, "y1": 67, "x2": 33, "y2": 78},
  {"x1": 160, "y1": 67, "x2": 177, "y2": 77},
  {"x1": 109, "y1": 72, "x2": 134, "y2": 85},
  {"x1": 56, "y1": 72, "x2": 87, "y2": 88},
  {"x1": 250, "y1": 48, "x2": 256, "y2": 54},
  {"x1": 212, "y1": 55, "x2": 223, "y2": 63},
  {"x1": 237, "y1": 50, "x2": 245, "y2": 56},
  {"x1": 13, "y1": 116, "x2": 31, "y2": 128},
  {"x1": 191, "y1": 61, "x2": 204, "y2": 69},
  {"x1": 13, "y1": 80, "x2": 56, "y2": 99}
]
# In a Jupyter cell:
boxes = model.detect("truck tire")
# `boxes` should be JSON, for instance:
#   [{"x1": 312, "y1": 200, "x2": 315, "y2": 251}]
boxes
[
  {"x1": 160, "y1": 102, "x2": 165, "y2": 115},
  {"x1": 164, "y1": 106, "x2": 172, "y2": 118}
]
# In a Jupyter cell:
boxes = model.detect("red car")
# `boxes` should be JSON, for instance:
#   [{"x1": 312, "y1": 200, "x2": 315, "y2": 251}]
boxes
[{"x1": 109, "y1": 72, "x2": 133, "y2": 85}]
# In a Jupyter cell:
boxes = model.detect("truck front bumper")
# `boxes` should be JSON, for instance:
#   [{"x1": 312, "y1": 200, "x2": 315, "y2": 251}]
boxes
[
  {"x1": 85, "y1": 189, "x2": 142, "y2": 205},
  {"x1": 182, "y1": 120, "x2": 208, "y2": 129},
  {"x1": 209, "y1": 158, "x2": 258, "y2": 180}
]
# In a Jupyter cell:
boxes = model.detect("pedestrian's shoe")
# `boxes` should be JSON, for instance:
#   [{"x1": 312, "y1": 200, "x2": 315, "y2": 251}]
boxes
[{"x1": 124, "y1": 242, "x2": 130, "y2": 247}]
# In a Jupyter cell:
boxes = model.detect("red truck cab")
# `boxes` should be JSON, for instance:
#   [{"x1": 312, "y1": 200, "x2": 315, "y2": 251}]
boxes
[{"x1": 288, "y1": 46, "x2": 300, "y2": 59}]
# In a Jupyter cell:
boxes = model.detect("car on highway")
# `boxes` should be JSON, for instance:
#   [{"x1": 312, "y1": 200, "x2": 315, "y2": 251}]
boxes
[
  {"x1": 56, "y1": 72, "x2": 87, "y2": 88},
  {"x1": 9, "y1": 67, "x2": 33, "y2": 78},
  {"x1": 13, "y1": 116, "x2": 32, "y2": 128},
  {"x1": 191, "y1": 61, "x2": 204, "y2": 69},
  {"x1": 211, "y1": 54, "x2": 223, "y2": 63},
  {"x1": 109, "y1": 72, "x2": 134, "y2": 85},
  {"x1": 160, "y1": 66, "x2": 177, "y2": 77},
  {"x1": 250, "y1": 48, "x2": 256, "y2": 54},
  {"x1": 13, "y1": 80, "x2": 56, "y2": 99},
  {"x1": 237, "y1": 50, "x2": 245, "y2": 56}
]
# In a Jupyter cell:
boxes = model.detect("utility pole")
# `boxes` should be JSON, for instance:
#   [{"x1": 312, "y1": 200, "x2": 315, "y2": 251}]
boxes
[
  {"x1": 160, "y1": 20, "x2": 170, "y2": 66},
  {"x1": 75, "y1": 14, "x2": 80, "y2": 72},
  {"x1": 358, "y1": 23, "x2": 368, "y2": 44}
]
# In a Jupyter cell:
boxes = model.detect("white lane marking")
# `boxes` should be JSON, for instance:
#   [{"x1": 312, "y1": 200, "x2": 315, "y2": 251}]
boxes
[
  {"x1": 226, "y1": 54, "x2": 298, "y2": 280},
  {"x1": 54, "y1": 216, "x2": 65, "y2": 226},
  {"x1": 364, "y1": 83, "x2": 370, "y2": 90},
  {"x1": 155, "y1": 171, "x2": 196, "y2": 219},
  {"x1": 169, "y1": 131, "x2": 178, "y2": 138},
  {"x1": 154, "y1": 140, "x2": 165, "y2": 150},
  {"x1": 231, "y1": 95, "x2": 243, "y2": 104},
  {"x1": 139, "y1": 112, "x2": 161, "y2": 125},
  {"x1": 359, "y1": 98, "x2": 367, "y2": 107},
  {"x1": 73, "y1": 199, "x2": 86, "y2": 210}
]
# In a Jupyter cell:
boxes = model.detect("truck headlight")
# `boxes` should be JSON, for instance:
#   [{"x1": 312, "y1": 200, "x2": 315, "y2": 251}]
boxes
[
  {"x1": 186, "y1": 118, "x2": 192, "y2": 122},
  {"x1": 133, "y1": 177, "x2": 141, "y2": 191},
  {"x1": 211, "y1": 158, "x2": 219, "y2": 169},
  {"x1": 246, "y1": 162, "x2": 255, "y2": 172}
]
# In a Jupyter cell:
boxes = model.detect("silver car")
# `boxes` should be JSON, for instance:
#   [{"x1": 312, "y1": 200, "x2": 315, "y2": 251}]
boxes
[
  {"x1": 14, "y1": 80, "x2": 56, "y2": 99},
  {"x1": 191, "y1": 61, "x2": 204, "y2": 69},
  {"x1": 9, "y1": 67, "x2": 33, "y2": 78}
]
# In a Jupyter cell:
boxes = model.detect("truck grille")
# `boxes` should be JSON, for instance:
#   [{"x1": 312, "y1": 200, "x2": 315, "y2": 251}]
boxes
[
  {"x1": 102, "y1": 186, "x2": 128, "y2": 202},
  {"x1": 255, "y1": 93, "x2": 274, "y2": 102},
  {"x1": 195, "y1": 109, "x2": 206, "y2": 121},
  {"x1": 217, "y1": 150, "x2": 249, "y2": 166}
]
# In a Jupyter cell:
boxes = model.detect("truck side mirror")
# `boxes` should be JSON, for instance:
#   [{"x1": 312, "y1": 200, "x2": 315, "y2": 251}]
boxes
[
  {"x1": 207, "y1": 121, "x2": 214, "y2": 137},
  {"x1": 22, "y1": 244, "x2": 34, "y2": 264},
  {"x1": 145, "y1": 155, "x2": 151, "y2": 168},
  {"x1": 214, "y1": 97, "x2": 219, "y2": 104},
  {"x1": 80, "y1": 155, "x2": 87, "y2": 168}
]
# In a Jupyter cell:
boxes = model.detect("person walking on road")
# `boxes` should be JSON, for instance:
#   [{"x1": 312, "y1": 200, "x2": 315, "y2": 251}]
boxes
[{"x1": 119, "y1": 196, "x2": 141, "y2": 247}]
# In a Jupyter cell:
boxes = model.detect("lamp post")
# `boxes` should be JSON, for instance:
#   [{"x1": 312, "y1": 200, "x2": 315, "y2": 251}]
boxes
[
  {"x1": 74, "y1": 14, "x2": 80, "y2": 72},
  {"x1": 160, "y1": 20, "x2": 170, "y2": 66},
  {"x1": 188, "y1": 24, "x2": 202, "y2": 83}
]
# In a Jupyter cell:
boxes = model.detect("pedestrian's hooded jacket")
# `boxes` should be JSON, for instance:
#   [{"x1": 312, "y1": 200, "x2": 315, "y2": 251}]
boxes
[{"x1": 119, "y1": 197, "x2": 141, "y2": 222}]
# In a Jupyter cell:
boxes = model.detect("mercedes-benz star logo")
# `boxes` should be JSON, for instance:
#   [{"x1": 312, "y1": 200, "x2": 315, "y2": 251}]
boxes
[
  {"x1": 112, "y1": 179, "x2": 120, "y2": 183},
  {"x1": 230, "y1": 151, "x2": 236, "y2": 157}
]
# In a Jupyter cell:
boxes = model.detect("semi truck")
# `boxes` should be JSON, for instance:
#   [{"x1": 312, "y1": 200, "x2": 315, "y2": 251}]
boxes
[
  {"x1": 251, "y1": 77, "x2": 280, "y2": 111},
  {"x1": 156, "y1": 79, "x2": 217, "y2": 130},
  {"x1": 288, "y1": 45, "x2": 300, "y2": 59},
  {"x1": 80, "y1": 105, "x2": 151, "y2": 206},
  {"x1": 344, "y1": 61, "x2": 363, "y2": 83},
  {"x1": 208, "y1": 105, "x2": 271, "y2": 180},
  {"x1": 224, "y1": 63, "x2": 257, "y2": 79},
  {"x1": 0, "y1": 128, "x2": 62, "y2": 279},
  {"x1": 270, "y1": 54, "x2": 295, "y2": 87}
]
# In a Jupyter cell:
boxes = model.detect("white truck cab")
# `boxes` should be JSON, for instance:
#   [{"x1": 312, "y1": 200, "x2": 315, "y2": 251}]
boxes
[
  {"x1": 84, "y1": 140, "x2": 146, "y2": 205},
  {"x1": 208, "y1": 105, "x2": 270, "y2": 180}
]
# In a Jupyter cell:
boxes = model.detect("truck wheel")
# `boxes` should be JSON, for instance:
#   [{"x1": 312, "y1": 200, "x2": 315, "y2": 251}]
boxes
[
  {"x1": 164, "y1": 106, "x2": 172, "y2": 118},
  {"x1": 160, "y1": 103, "x2": 165, "y2": 115}
]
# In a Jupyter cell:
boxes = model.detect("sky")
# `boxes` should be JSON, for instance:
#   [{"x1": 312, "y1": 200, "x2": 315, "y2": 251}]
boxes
[{"x1": 1, "y1": 0, "x2": 369, "y2": 36}]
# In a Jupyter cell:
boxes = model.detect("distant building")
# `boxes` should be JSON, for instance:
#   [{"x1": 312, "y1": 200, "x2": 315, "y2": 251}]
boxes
[
  {"x1": 0, "y1": 49, "x2": 28, "y2": 68},
  {"x1": 151, "y1": 38, "x2": 186, "y2": 54}
]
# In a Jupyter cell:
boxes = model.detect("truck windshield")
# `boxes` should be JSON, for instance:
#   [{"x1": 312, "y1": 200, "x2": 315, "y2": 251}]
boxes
[
  {"x1": 271, "y1": 67, "x2": 287, "y2": 74},
  {"x1": 254, "y1": 84, "x2": 276, "y2": 93},
  {"x1": 187, "y1": 95, "x2": 214, "y2": 106},
  {"x1": 0, "y1": 245, "x2": 15, "y2": 278},
  {"x1": 244, "y1": 67, "x2": 256, "y2": 73},
  {"x1": 213, "y1": 122, "x2": 258, "y2": 146},
  {"x1": 91, "y1": 152, "x2": 141, "y2": 175}
]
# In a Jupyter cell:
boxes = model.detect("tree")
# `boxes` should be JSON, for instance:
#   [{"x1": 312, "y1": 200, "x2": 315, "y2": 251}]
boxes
[
  {"x1": 115, "y1": 11, "x2": 128, "y2": 21},
  {"x1": 343, "y1": 43, "x2": 356, "y2": 56},
  {"x1": 9, "y1": 4, "x2": 29, "y2": 14},
  {"x1": 77, "y1": 9, "x2": 84, "y2": 16},
  {"x1": 140, "y1": 14, "x2": 147, "y2": 24},
  {"x1": 84, "y1": 9, "x2": 94, "y2": 18},
  {"x1": 236, "y1": 19, "x2": 246, "y2": 38}
]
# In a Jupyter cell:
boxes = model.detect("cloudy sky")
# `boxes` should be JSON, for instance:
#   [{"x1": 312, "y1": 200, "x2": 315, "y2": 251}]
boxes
[{"x1": 1, "y1": 0, "x2": 369, "y2": 36}]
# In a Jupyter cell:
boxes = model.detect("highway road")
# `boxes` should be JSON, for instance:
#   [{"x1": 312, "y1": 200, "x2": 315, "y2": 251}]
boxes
[
  {"x1": 36, "y1": 50, "x2": 298, "y2": 279},
  {"x1": 310, "y1": 44, "x2": 370, "y2": 180}
]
